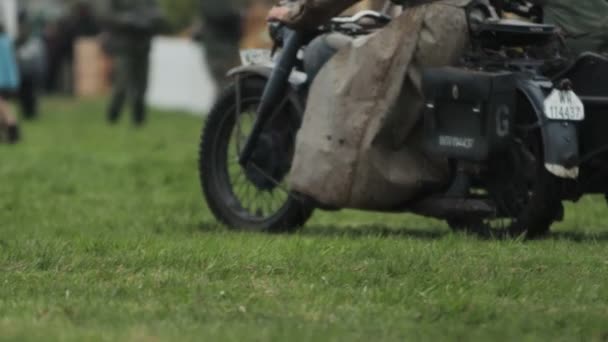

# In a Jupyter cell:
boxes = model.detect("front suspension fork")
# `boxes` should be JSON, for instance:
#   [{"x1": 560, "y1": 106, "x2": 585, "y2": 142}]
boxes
[{"x1": 238, "y1": 29, "x2": 306, "y2": 167}]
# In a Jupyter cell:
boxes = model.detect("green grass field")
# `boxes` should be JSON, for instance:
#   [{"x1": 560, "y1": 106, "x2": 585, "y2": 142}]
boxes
[{"x1": 1, "y1": 98, "x2": 608, "y2": 341}]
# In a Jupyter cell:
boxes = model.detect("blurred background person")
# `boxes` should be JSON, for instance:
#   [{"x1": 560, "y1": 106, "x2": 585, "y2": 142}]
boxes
[
  {"x1": 42, "y1": 15, "x2": 65, "y2": 94},
  {"x1": 16, "y1": 9, "x2": 46, "y2": 119},
  {"x1": 0, "y1": 23, "x2": 20, "y2": 143},
  {"x1": 197, "y1": 0, "x2": 390, "y2": 89},
  {"x1": 198, "y1": 0, "x2": 247, "y2": 89},
  {"x1": 104, "y1": 0, "x2": 165, "y2": 126},
  {"x1": 30, "y1": 1, "x2": 100, "y2": 95},
  {"x1": 59, "y1": 1, "x2": 100, "y2": 95}
]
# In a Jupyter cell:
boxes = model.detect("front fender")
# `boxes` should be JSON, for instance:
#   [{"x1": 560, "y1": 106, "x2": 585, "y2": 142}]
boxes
[
  {"x1": 227, "y1": 65, "x2": 308, "y2": 89},
  {"x1": 517, "y1": 79, "x2": 580, "y2": 179},
  {"x1": 226, "y1": 65, "x2": 308, "y2": 117}
]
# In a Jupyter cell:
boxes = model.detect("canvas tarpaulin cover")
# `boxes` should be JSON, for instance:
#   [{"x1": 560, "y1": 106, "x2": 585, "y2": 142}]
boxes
[{"x1": 284, "y1": 0, "x2": 472, "y2": 209}]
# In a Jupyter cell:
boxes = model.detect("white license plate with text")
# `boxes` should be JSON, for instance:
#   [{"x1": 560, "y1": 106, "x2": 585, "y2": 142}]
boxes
[
  {"x1": 544, "y1": 89, "x2": 585, "y2": 121},
  {"x1": 239, "y1": 49, "x2": 273, "y2": 67}
]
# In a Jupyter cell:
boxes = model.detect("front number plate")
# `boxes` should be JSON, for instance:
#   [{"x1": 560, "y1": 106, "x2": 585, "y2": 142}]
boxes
[
  {"x1": 544, "y1": 89, "x2": 585, "y2": 121},
  {"x1": 239, "y1": 49, "x2": 273, "y2": 67}
]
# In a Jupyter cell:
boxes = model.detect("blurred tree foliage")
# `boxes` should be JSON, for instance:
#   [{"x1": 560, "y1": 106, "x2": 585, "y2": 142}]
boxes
[{"x1": 159, "y1": 0, "x2": 199, "y2": 32}]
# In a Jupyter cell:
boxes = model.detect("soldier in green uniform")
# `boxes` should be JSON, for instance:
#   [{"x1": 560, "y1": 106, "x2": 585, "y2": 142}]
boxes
[
  {"x1": 531, "y1": 0, "x2": 608, "y2": 55},
  {"x1": 105, "y1": 0, "x2": 165, "y2": 125},
  {"x1": 198, "y1": 0, "x2": 247, "y2": 88}
]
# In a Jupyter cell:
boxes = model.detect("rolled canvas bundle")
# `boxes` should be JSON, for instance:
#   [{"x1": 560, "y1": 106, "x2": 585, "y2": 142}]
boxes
[{"x1": 288, "y1": 0, "x2": 472, "y2": 210}]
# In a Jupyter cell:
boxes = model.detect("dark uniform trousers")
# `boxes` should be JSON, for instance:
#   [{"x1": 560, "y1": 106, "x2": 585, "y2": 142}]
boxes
[
  {"x1": 199, "y1": 0, "x2": 247, "y2": 89},
  {"x1": 107, "y1": 0, "x2": 161, "y2": 125},
  {"x1": 108, "y1": 39, "x2": 151, "y2": 125}
]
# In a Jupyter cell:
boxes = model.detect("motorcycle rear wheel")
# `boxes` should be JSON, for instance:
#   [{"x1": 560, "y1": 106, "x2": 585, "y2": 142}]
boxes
[{"x1": 199, "y1": 77, "x2": 314, "y2": 232}]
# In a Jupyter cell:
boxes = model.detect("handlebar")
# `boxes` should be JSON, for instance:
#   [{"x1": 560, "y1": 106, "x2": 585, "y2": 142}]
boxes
[
  {"x1": 330, "y1": 10, "x2": 391, "y2": 25},
  {"x1": 268, "y1": 9, "x2": 391, "y2": 48}
]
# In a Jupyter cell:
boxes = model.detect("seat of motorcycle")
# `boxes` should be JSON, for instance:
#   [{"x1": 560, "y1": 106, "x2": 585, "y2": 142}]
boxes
[
  {"x1": 554, "y1": 52, "x2": 608, "y2": 100},
  {"x1": 476, "y1": 19, "x2": 557, "y2": 48}
]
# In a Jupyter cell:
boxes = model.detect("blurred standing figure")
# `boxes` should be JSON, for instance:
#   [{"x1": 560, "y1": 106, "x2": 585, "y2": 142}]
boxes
[
  {"x1": 16, "y1": 10, "x2": 46, "y2": 119},
  {"x1": 198, "y1": 0, "x2": 386, "y2": 88},
  {"x1": 198, "y1": 0, "x2": 247, "y2": 89},
  {"x1": 42, "y1": 18, "x2": 64, "y2": 93},
  {"x1": 105, "y1": 0, "x2": 164, "y2": 126},
  {"x1": 0, "y1": 24, "x2": 20, "y2": 143},
  {"x1": 62, "y1": 1, "x2": 100, "y2": 94}
]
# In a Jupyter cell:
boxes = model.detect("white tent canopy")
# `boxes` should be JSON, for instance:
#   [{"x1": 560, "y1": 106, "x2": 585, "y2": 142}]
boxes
[{"x1": 146, "y1": 37, "x2": 218, "y2": 116}]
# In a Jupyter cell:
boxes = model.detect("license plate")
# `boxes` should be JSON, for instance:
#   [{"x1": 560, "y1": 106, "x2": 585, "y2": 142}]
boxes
[
  {"x1": 544, "y1": 89, "x2": 585, "y2": 121},
  {"x1": 239, "y1": 49, "x2": 273, "y2": 67}
]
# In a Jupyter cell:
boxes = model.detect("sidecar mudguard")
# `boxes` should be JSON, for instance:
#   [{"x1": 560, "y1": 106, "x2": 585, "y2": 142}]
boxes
[
  {"x1": 227, "y1": 65, "x2": 308, "y2": 89},
  {"x1": 517, "y1": 79, "x2": 580, "y2": 179},
  {"x1": 225, "y1": 65, "x2": 308, "y2": 118}
]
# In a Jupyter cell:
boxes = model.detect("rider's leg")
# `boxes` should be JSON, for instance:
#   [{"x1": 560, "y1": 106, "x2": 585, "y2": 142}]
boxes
[{"x1": 303, "y1": 33, "x2": 353, "y2": 82}]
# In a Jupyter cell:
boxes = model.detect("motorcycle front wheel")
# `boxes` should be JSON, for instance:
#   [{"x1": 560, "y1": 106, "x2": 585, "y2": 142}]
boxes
[{"x1": 199, "y1": 77, "x2": 314, "y2": 232}]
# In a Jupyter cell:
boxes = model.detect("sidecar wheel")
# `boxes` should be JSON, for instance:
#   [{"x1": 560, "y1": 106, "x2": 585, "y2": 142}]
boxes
[
  {"x1": 448, "y1": 104, "x2": 562, "y2": 239},
  {"x1": 447, "y1": 169, "x2": 561, "y2": 239},
  {"x1": 502, "y1": 166, "x2": 561, "y2": 238},
  {"x1": 199, "y1": 77, "x2": 314, "y2": 233}
]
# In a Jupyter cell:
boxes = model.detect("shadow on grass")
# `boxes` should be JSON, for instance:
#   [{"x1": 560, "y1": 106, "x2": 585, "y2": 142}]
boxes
[
  {"x1": 196, "y1": 221, "x2": 229, "y2": 233},
  {"x1": 550, "y1": 230, "x2": 608, "y2": 242},
  {"x1": 300, "y1": 225, "x2": 448, "y2": 240},
  {"x1": 195, "y1": 220, "x2": 608, "y2": 243},
  {"x1": 196, "y1": 221, "x2": 448, "y2": 240},
  {"x1": 309, "y1": 228, "x2": 608, "y2": 243}
]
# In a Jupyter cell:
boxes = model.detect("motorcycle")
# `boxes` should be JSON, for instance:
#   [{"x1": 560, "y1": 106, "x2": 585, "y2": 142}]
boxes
[{"x1": 198, "y1": 1, "x2": 583, "y2": 237}]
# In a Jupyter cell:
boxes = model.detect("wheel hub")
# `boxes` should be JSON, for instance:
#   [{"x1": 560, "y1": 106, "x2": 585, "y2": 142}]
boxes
[{"x1": 244, "y1": 131, "x2": 289, "y2": 191}]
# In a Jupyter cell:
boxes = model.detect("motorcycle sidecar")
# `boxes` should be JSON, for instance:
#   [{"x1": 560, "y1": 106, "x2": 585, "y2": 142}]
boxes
[{"x1": 552, "y1": 53, "x2": 608, "y2": 195}]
